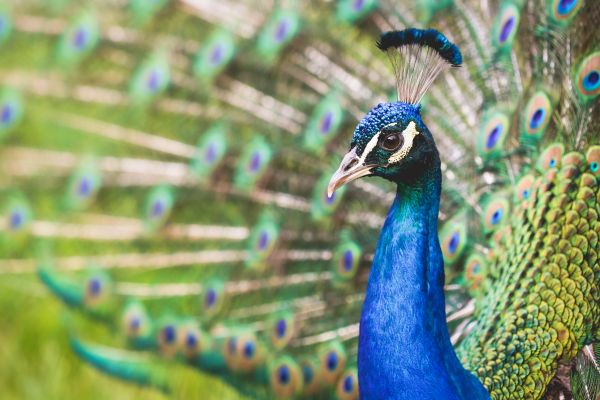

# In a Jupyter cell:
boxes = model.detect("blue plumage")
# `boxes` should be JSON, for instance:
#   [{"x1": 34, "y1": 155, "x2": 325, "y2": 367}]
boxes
[
  {"x1": 351, "y1": 102, "x2": 421, "y2": 151},
  {"x1": 344, "y1": 103, "x2": 489, "y2": 399}
]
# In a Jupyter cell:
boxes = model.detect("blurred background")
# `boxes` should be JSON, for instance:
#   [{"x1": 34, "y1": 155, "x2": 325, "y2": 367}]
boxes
[{"x1": 0, "y1": 1, "x2": 396, "y2": 398}]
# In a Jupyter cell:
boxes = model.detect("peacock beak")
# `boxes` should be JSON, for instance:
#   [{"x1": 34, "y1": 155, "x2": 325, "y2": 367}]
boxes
[{"x1": 327, "y1": 148, "x2": 376, "y2": 197}]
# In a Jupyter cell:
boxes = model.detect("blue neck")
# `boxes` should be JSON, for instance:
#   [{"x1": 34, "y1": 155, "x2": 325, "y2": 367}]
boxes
[{"x1": 357, "y1": 167, "x2": 489, "y2": 399}]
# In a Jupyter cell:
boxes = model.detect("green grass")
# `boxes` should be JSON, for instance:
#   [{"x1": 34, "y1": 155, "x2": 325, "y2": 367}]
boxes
[{"x1": 0, "y1": 275, "x2": 247, "y2": 400}]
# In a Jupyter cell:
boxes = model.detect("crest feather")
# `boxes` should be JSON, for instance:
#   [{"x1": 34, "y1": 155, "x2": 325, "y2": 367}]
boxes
[{"x1": 378, "y1": 28, "x2": 462, "y2": 104}]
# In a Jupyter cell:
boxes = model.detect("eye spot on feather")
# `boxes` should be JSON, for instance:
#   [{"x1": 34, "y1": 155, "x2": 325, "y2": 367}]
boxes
[
  {"x1": 123, "y1": 304, "x2": 149, "y2": 338},
  {"x1": 518, "y1": 182, "x2": 534, "y2": 203},
  {"x1": 313, "y1": 169, "x2": 346, "y2": 221},
  {"x1": 583, "y1": 71, "x2": 599, "y2": 92},
  {"x1": 72, "y1": 27, "x2": 88, "y2": 50},
  {"x1": 278, "y1": 365, "x2": 290, "y2": 384},
  {"x1": 151, "y1": 199, "x2": 164, "y2": 217},
  {"x1": 9, "y1": 209, "x2": 23, "y2": 230},
  {"x1": 131, "y1": 54, "x2": 170, "y2": 102},
  {"x1": 274, "y1": 19, "x2": 290, "y2": 43},
  {"x1": 246, "y1": 215, "x2": 278, "y2": 269},
  {"x1": 536, "y1": 143, "x2": 564, "y2": 172},
  {"x1": 186, "y1": 332, "x2": 198, "y2": 349},
  {"x1": 482, "y1": 197, "x2": 509, "y2": 233},
  {"x1": 320, "y1": 111, "x2": 334, "y2": 134},
  {"x1": 270, "y1": 357, "x2": 302, "y2": 396},
  {"x1": 326, "y1": 352, "x2": 338, "y2": 371},
  {"x1": 0, "y1": 91, "x2": 22, "y2": 135},
  {"x1": 477, "y1": 111, "x2": 509, "y2": 157},
  {"x1": 499, "y1": 17, "x2": 515, "y2": 43},
  {"x1": 87, "y1": 277, "x2": 102, "y2": 297},
  {"x1": 586, "y1": 146, "x2": 600, "y2": 176},
  {"x1": 343, "y1": 375, "x2": 354, "y2": 392},
  {"x1": 491, "y1": 209, "x2": 502, "y2": 225},
  {"x1": 129, "y1": 317, "x2": 140, "y2": 332},
  {"x1": 530, "y1": 109, "x2": 544, "y2": 129},
  {"x1": 248, "y1": 152, "x2": 262, "y2": 172},
  {"x1": 558, "y1": 0, "x2": 577, "y2": 13},
  {"x1": 550, "y1": 0, "x2": 582, "y2": 21},
  {"x1": 352, "y1": 0, "x2": 365, "y2": 11},
  {"x1": 464, "y1": 254, "x2": 487, "y2": 291},
  {"x1": 146, "y1": 69, "x2": 161, "y2": 92},
  {"x1": 522, "y1": 90, "x2": 554, "y2": 140},
  {"x1": 319, "y1": 343, "x2": 346, "y2": 384},
  {"x1": 84, "y1": 274, "x2": 108, "y2": 307},
  {"x1": 144, "y1": 187, "x2": 171, "y2": 223},
  {"x1": 77, "y1": 177, "x2": 92, "y2": 197},
  {"x1": 204, "y1": 142, "x2": 217, "y2": 163},
  {"x1": 162, "y1": 325, "x2": 176, "y2": 344},
  {"x1": 256, "y1": 230, "x2": 270, "y2": 250},
  {"x1": 342, "y1": 250, "x2": 353, "y2": 271},
  {"x1": 334, "y1": 241, "x2": 361, "y2": 282},
  {"x1": 205, "y1": 288, "x2": 217, "y2": 308},
  {"x1": 275, "y1": 319, "x2": 287, "y2": 338},
  {"x1": 440, "y1": 217, "x2": 467, "y2": 265},
  {"x1": 209, "y1": 43, "x2": 224, "y2": 65},
  {"x1": 243, "y1": 341, "x2": 255, "y2": 359},
  {"x1": 1, "y1": 103, "x2": 13, "y2": 125},
  {"x1": 191, "y1": 129, "x2": 227, "y2": 180},
  {"x1": 447, "y1": 231, "x2": 460, "y2": 255},
  {"x1": 486, "y1": 125, "x2": 502, "y2": 149},
  {"x1": 574, "y1": 52, "x2": 600, "y2": 100},
  {"x1": 493, "y1": 4, "x2": 519, "y2": 48},
  {"x1": 336, "y1": 369, "x2": 359, "y2": 399},
  {"x1": 180, "y1": 327, "x2": 203, "y2": 356}
]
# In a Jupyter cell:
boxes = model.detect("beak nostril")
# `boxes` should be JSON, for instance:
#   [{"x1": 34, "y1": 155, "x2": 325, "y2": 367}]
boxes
[{"x1": 343, "y1": 158, "x2": 358, "y2": 172}]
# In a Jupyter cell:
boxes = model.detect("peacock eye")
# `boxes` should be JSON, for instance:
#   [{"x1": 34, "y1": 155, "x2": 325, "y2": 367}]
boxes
[{"x1": 380, "y1": 132, "x2": 403, "y2": 151}]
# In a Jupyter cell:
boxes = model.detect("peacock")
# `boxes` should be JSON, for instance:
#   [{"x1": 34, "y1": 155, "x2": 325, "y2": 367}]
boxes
[{"x1": 0, "y1": 0, "x2": 598, "y2": 399}]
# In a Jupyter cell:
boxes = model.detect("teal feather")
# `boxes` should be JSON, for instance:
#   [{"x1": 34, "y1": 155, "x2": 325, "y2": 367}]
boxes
[{"x1": 70, "y1": 337, "x2": 170, "y2": 391}]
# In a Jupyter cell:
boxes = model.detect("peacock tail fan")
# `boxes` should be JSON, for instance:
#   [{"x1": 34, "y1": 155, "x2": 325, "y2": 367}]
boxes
[{"x1": 0, "y1": 0, "x2": 598, "y2": 400}]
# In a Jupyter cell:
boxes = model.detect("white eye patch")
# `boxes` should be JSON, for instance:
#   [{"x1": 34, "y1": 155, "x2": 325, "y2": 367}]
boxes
[
  {"x1": 358, "y1": 131, "x2": 381, "y2": 166},
  {"x1": 387, "y1": 121, "x2": 420, "y2": 164}
]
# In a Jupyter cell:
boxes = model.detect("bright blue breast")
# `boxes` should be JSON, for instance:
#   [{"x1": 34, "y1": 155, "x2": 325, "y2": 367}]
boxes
[{"x1": 357, "y1": 171, "x2": 489, "y2": 399}]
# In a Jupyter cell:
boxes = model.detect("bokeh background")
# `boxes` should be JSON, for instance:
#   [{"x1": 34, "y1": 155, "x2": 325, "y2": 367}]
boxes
[{"x1": 0, "y1": 0, "x2": 394, "y2": 399}]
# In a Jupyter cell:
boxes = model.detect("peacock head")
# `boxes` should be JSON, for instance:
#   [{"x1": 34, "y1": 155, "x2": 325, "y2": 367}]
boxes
[{"x1": 328, "y1": 28, "x2": 461, "y2": 196}]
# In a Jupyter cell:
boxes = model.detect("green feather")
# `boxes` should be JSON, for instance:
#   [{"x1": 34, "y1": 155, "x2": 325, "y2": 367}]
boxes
[
  {"x1": 193, "y1": 30, "x2": 237, "y2": 83},
  {"x1": 255, "y1": 9, "x2": 300, "y2": 63},
  {"x1": 335, "y1": 0, "x2": 378, "y2": 23},
  {"x1": 70, "y1": 337, "x2": 169, "y2": 391}
]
